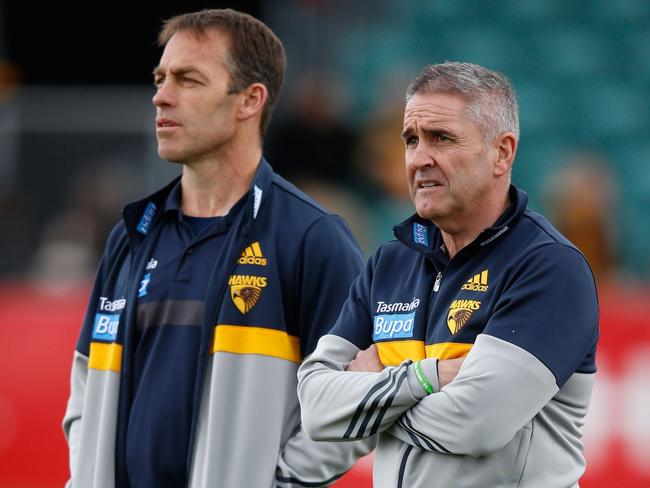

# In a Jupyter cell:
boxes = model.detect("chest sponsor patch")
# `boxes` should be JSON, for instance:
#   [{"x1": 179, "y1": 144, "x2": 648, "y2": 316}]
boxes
[
  {"x1": 228, "y1": 274, "x2": 267, "y2": 314},
  {"x1": 92, "y1": 313, "x2": 120, "y2": 341},
  {"x1": 98, "y1": 296, "x2": 126, "y2": 312},
  {"x1": 373, "y1": 312, "x2": 416, "y2": 341},
  {"x1": 447, "y1": 299, "x2": 481, "y2": 335}
]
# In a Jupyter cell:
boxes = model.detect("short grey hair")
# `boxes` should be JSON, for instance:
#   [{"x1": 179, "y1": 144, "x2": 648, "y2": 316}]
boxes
[{"x1": 406, "y1": 62, "x2": 519, "y2": 144}]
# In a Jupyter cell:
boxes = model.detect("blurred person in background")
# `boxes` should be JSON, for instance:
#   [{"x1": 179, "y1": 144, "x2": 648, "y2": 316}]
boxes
[
  {"x1": 352, "y1": 96, "x2": 414, "y2": 252},
  {"x1": 0, "y1": 56, "x2": 22, "y2": 277},
  {"x1": 265, "y1": 69, "x2": 356, "y2": 183},
  {"x1": 62, "y1": 8, "x2": 372, "y2": 488},
  {"x1": 265, "y1": 69, "x2": 371, "y2": 252},
  {"x1": 27, "y1": 159, "x2": 139, "y2": 292},
  {"x1": 543, "y1": 151, "x2": 619, "y2": 285},
  {"x1": 298, "y1": 62, "x2": 599, "y2": 487}
]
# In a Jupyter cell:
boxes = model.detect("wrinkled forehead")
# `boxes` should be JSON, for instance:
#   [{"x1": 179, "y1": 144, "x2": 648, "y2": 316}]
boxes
[{"x1": 403, "y1": 92, "x2": 470, "y2": 126}]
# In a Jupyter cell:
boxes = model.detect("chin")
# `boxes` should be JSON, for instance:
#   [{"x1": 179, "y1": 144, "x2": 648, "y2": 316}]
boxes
[
  {"x1": 415, "y1": 207, "x2": 435, "y2": 221},
  {"x1": 157, "y1": 147, "x2": 185, "y2": 164},
  {"x1": 414, "y1": 199, "x2": 439, "y2": 221}
]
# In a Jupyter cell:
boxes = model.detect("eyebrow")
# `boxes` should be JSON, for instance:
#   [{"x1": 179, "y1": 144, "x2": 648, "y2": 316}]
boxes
[
  {"x1": 401, "y1": 126, "x2": 456, "y2": 143},
  {"x1": 152, "y1": 65, "x2": 205, "y2": 79},
  {"x1": 400, "y1": 127, "x2": 414, "y2": 141}
]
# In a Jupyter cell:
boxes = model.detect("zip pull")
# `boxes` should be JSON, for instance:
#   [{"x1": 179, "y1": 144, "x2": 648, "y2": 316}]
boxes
[{"x1": 433, "y1": 272, "x2": 442, "y2": 292}]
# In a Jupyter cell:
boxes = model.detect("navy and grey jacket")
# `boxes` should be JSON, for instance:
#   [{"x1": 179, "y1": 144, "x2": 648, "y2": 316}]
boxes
[
  {"x1": 298, "y1": 186, "x2": 599, "y2": 488},
  {"x1": 63, "y1": 160, "x2": 374, "y2": 487}
]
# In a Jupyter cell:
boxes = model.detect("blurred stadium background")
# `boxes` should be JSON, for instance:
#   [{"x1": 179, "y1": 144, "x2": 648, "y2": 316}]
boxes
[{"x1": 1, "y1": 1, "x2": 649, "y2": 486}]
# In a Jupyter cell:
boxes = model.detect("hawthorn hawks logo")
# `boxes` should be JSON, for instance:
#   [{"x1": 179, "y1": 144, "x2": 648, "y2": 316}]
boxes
[
  {"x1": 229, "y1": 275, "x2": 267, "y2": 314},
  {"x1": 447, "y1": 299, "x2": 481, "y2": 335}
]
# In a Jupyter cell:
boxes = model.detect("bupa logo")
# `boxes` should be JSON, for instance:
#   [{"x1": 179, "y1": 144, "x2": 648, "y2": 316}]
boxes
[
  {"x1": 373, "y1": 312, "x2": 416, "y2": 341},
  {"x1": 413, "y1": 223, "x2": 428, "y2": 246},
  {"x1": 92, "y1": 313, "x2": 119, "y2": 341},
  {"x1": 136, "y1": 202, "x2": 157, "y2": 235}
]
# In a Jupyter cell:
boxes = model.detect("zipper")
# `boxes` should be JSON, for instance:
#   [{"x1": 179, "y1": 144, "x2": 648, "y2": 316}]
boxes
[
  {"x1": 184, "y1": 211, "x2": 253, "y2": 484},
  {"x1": 433, "y1": 271, "x2": 442, "y2": 292},
  {"x1": 396, "y1": 445, "x2": 413, "y2": 488},
  {"x1": 115, "y1": 221, "x2": 164, "y2": 488}
]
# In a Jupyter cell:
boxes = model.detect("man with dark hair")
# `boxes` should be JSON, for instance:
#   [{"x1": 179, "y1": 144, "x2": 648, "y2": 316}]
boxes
[
  {"x1": 298, "y1": 62, "x2": 599, "y2": 487},
  {"x1": 63, "y1": 9, "x2": 372, "y2": 488}
]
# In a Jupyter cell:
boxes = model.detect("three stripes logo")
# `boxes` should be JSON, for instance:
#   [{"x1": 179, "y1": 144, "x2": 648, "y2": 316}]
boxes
[
  {"x1": 342, "y1": 366, "x2": 452, "y2": 453},
  {"x1": 461, "y1": 269, "x2": 489, "y2": 292},
  {"x1": 238, "y1": 241, "x2": 267, "y2": 266}
]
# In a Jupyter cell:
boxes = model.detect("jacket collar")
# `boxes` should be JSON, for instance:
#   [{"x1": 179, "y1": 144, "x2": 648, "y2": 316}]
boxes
[
  {"x1": 121, "y1": 157, "x2": 275, "y2": 250},
  {"x1": 393, "y1": 185, "x2": 528, "y2": 258}
]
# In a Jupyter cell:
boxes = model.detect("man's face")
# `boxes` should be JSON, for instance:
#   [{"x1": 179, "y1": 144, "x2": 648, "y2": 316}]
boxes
[
  {"x1": 402, "y1": 92, "x2": 497, "y2": 225},
  {"x1": 153, "y1": 29, "x2": 239, "y2": 164}
]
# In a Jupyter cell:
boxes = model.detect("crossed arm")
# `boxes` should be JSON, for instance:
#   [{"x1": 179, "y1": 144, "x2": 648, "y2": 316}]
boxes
[
  {"x1": 297, "y1": 333, "x2": 558, "y2": 456},
  {"x1": 346, "y1": 343, "x2": 463, "y2": 389},
  {"x1": 298, "y1": 244, "x2": 597, "y2": 458}
]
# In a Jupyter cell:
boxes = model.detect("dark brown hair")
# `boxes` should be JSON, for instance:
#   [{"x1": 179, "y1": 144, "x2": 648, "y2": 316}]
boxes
[{"x1": 159, "y1": 9, "x2": 286, "y2": 137}]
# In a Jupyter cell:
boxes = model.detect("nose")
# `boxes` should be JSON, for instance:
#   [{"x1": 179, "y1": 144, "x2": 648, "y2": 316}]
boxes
[
  {"x1": 152, "y1": 80, "x2": 175, "y2": 108},
  {"x1": 407, "y1": 140, "x2": 435, "y2": 171}
]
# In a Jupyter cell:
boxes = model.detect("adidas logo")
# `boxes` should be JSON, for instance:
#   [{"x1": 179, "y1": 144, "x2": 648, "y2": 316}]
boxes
[
  {"x1": 461, "y1": 269, "x2": 489, "y2": 292},
  {"x1": 238, "y1": 241, "x2": 267, "y2": 266}
]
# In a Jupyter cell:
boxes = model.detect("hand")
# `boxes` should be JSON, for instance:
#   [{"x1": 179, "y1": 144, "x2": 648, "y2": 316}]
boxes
[
  {"x1": 346, "y1": 344, "x2": 385, "y2": 372},
  {"x1": 438, "y1": 357, "x2": 464, "y2": 388}
]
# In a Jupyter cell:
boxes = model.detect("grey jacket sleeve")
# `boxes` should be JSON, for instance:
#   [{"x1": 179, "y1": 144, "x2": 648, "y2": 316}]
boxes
[
  {"x1": 62, "y1": 351, "x2": 89, "y2": 486},
  {"x1": 274, "y1": 215, "x2": 374, "y2": 487},
  {"x1": 389, "y1": 245, "x2": 597, "y2": 457},
  {"x1": 388, "y1": 334, "x2": 558, "y2": 456},
  {"x1": 297, "y1": 334, "x2": 438, "y2": 441},
  {"x1": 275, "y1": 422, "x2": 375, "y2": 487}
]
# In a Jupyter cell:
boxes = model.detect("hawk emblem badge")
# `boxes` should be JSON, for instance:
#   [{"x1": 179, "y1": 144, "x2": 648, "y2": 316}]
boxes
[
  {"x1": 230, "y1": 285, "x2": 262, "y2": 314},
  {"x1": 228, "y1": 274, "x2": 268, "y2": 314},
  {"x1": 447, "y1": 308, "x2": 473, "y2": 335},
  {"x1": 446, "y1": 299, "x2": 481, "y2": 335}
]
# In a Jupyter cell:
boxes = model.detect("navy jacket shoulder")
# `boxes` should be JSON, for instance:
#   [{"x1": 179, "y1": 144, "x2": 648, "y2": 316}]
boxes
[
  {"x1": 329, "y1": 185, "x2": 598, "y2": 388},
  {"x1": 77, "y1": 160, "x2": 364, "y2": 359}
]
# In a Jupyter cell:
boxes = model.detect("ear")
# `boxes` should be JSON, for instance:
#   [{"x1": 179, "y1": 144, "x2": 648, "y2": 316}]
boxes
[
  {"x1": 237, "y1": 82, "x2": 268, "y2": 122},
  {"x1": 493, "y1": 132, "x2": 517, "y2": 177}
]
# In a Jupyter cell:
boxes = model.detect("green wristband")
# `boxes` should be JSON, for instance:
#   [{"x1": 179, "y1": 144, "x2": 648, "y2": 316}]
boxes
[{"x1": 414, "y1": 360, "x2": 434, "y2": 395}]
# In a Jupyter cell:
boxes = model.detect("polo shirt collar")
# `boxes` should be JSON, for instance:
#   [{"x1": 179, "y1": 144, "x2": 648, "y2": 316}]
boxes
[
  {"x1": 393, "y1": 185, "x2": 528, "y2": 258},
  {"x1": 121, "y1": 157, "x2": 276, "y2": 249}
]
